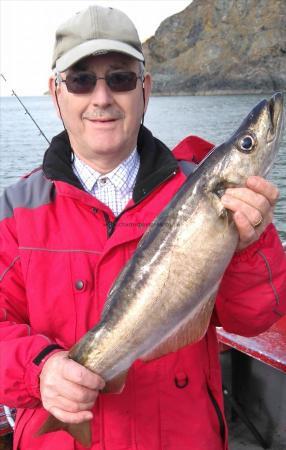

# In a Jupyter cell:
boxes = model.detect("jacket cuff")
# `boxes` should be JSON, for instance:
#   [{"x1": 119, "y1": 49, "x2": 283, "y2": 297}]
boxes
[
  {"x1": 32, "y1": 344, "x2": 63, "y2": 366},
  {"x1": 25, "y1": 344, "x2": 64, "y2": 400},
  {"x1": 230, "y1": 223, "x2": 272, "y2": 264}
]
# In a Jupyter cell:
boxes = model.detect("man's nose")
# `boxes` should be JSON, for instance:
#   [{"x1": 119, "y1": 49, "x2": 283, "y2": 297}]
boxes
[{"x1": 89, "y1": 77, "x2": 113, "y2": 106}]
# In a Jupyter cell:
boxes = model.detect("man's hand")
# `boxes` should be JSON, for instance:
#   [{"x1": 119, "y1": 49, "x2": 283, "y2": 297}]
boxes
[
  {"x1": 40, "y1": 351, "x2": 105, "y2": 424},
  {"x1": 221, "y1": 176, "x2": 279, "y2": 251}
]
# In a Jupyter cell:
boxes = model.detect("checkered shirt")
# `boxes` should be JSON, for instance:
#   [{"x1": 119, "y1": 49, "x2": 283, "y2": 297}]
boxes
[{"x1": 72, "y1": 149, "x2": 140, "y2": 216}]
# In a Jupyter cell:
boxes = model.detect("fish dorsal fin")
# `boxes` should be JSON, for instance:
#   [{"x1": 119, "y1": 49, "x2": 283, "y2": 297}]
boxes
[
  {"x1": 140, "y1": 293, "x2": 216, "y2": 361},
  {"x1": 102, "y1": 370, "x2": 128, "y2": 394}
]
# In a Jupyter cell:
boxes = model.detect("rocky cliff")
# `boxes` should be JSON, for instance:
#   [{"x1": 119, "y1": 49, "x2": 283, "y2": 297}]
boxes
[{"x1": 143, "y1": 0, "x2": 286, "y2": 94}]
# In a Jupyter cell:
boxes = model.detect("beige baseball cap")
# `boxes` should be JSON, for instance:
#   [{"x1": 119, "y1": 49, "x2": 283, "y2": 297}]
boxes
[{"x1": 52, "y1": 5, "x2": 144, "y2": 72}]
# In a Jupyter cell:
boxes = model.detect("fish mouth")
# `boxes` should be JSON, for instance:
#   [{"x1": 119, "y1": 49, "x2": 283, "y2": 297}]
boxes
[{"x1": 267, "y1": 92, "x2": 284, "y2": 143}]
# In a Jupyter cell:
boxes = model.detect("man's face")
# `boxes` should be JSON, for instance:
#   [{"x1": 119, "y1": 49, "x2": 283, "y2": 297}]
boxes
[{"x1": 49, "y1": 53, "x2": 151, "y2": 170}]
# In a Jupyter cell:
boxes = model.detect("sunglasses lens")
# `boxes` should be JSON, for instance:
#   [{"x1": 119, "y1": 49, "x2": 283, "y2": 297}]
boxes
[
  {"x1": 63, "y1": 71, "x2": 139, "y2": 93},
  {"x1": 65, "y1": 72, "x2": 96, "y2": 94},
  {"x1": 107, "y1": 72, "x2": 138, "y2": 92}
]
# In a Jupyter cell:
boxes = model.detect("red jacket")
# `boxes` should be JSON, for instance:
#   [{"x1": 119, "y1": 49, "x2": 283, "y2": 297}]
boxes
[{"x1": 0, "y1": 127, "x2": 286, "y2": 450}]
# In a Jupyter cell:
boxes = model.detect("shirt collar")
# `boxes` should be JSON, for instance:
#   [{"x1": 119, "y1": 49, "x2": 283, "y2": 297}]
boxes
[
  {"x1": 72, "y1": 148, "x2": 140, "y2": 194},
  {"x1": 108, "y1": 149, "x2": 139, "y2": 194}
]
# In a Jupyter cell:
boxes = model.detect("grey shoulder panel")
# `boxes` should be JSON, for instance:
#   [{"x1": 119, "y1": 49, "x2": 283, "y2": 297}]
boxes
[
  {"x1": 178, "y1": 160, "x2": 198, "y2": 177},
  {"x1": 0, "y1": 170, "x2": 53, "y2": 220}
]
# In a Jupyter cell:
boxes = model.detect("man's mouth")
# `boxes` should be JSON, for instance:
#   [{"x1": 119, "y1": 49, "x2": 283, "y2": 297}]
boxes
[
  {"x1": 83, "y1": 110, "x2": 124, "y2": 122},
  {"x1": 85, "y1": 117, "x2": 118, "y2": 127},
  {"x1": 89, "y1": 118, "x2": 116, "y2": 122}
]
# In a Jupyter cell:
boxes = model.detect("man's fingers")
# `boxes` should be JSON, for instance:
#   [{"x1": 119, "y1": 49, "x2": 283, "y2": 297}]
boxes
[
  {"x1": 223, "y1": 188, "x2": 270, "y2": 216},
  {"x1": 40, "y1": 350, "x2": 105, "y2": 420},
  {"x1": 45, "y1": 378, "x2": 99, "y2": 403},
  {"x1": 233, "y1": 211, "x2": 257, "y2": 245},
  {"x1": 222, "y1": 193, "x2": 269, "y2": 227},
  {"x1": 246, "y1": 176, "x2": 280, "y2": 206},
  {"x1": 49, "y1": 406, "x2": 93, "y2": 424},
  {"x1": 232, "y1": 210, "x2": 272, "y2": 250},
  {"x1": 48, "y1": 395, "x2": 95, "y2": 413},
  {"x1": 62, "y1": 358, "x2": 105, "y2": 390}
]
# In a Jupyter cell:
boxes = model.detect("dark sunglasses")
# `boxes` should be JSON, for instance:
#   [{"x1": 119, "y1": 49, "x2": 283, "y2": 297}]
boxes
[{"x1": 56, "y1": 70, "x2": 144, "y2": 94}]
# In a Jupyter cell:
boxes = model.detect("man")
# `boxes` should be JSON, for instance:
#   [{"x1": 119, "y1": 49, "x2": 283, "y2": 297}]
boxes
[{"x1": 0, "y1": 4, "x2": 285, "y2": 450}]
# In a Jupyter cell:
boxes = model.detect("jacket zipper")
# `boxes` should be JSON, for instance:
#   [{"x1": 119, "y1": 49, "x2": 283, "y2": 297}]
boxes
[
  {"x1": 103, "y1": 212, "x2": 115, "y2": 238},
  {"x1": 207, "y1": 385, "x2": 226, "y2": 443},
  {"x1": 102, "y1": 170, "x2": 178, "y2": 238}
]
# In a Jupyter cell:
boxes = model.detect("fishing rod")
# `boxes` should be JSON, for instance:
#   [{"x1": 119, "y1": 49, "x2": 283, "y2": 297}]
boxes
[{"x1": 1, "y1": 73, "x2": 51, "y2": 145}]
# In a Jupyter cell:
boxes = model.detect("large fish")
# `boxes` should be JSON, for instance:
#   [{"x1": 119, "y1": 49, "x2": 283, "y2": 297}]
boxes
[{"x1": 39, "y1": 93, "x2": 284, "y2": 446}]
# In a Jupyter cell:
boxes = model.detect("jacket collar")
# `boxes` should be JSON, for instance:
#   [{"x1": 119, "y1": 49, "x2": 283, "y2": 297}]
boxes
[{"x1": 43, "y1": 126, "x2": 178, "y2": 204}]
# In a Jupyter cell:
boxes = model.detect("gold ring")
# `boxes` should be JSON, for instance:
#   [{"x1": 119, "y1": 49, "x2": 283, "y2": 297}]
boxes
[{"x1": 253, "y1": 216, "x2": 263, "y2": 228}]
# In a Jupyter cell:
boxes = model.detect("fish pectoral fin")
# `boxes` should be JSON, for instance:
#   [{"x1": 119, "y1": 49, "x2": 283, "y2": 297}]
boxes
[
  {"x1": 37, "y1": 414, "x2": 92, "y2": 448},
  {"x1": 140, "y1": 293, "x2": 216, "y2": 362},
  {"x1": 102, "y1": 370, "x2": 128, "y2": 393}
]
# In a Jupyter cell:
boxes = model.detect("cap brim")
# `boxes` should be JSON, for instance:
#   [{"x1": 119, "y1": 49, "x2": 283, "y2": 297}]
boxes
[{"x1": 55, "y1": 39, "x2": 144, "y2": 71}]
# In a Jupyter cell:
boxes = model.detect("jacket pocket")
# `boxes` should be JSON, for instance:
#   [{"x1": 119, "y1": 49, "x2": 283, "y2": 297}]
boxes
[{"x1": 155, "y1": 347, "x2": 227, "y2": 450}]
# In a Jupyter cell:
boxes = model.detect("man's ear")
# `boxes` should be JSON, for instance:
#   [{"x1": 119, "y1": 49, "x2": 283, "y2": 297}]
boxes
[
  {"x1": 48, "y1": 76, "x2": 61, "y2": 118},
  {"x1": 142, "y1": 72, "x2": 152, "y2": 113}
]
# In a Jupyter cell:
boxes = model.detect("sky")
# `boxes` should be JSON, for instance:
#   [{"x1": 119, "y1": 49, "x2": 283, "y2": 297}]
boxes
[{"x1": 0, "y1": 0, "x2": 190, "y2": 96}]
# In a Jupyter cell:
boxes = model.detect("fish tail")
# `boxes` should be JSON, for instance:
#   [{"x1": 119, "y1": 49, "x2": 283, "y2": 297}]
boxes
[{"x1": 37, "y1": 414, "x2": 92, "y2": 448}]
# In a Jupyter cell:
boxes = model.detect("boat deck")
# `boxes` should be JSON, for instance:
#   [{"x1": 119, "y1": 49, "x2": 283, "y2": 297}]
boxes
[{"x1": 229, "y1": 413, "x2": 286, "y2": 449}]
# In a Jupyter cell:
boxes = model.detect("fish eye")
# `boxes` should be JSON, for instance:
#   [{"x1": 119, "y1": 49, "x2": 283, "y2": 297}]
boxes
[{"x1": 239, "y1": 135, "x2": 255, "y2": 152}]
